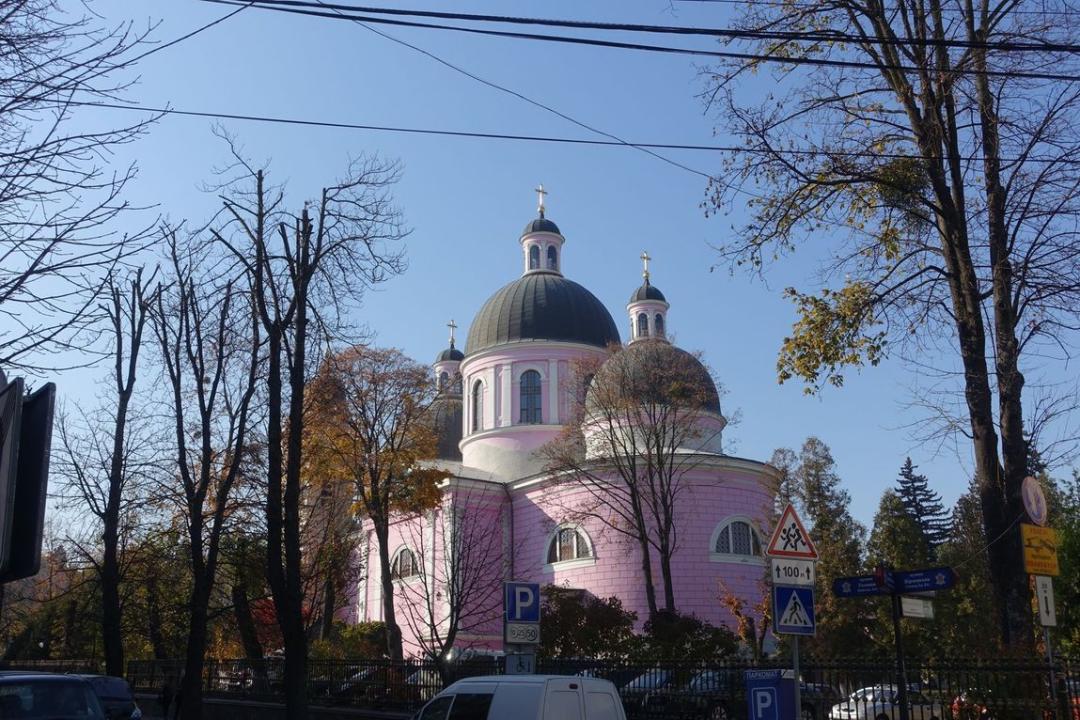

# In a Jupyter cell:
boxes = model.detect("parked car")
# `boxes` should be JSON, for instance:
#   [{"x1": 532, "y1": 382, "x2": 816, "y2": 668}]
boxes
[
  {"x1": 618, "y1": 669, "x2": 675, "y2": 717},
  {"x1": 800, "y1": 682, "x2": 843, "y2": 720},
  {"x1": 829, "y1": 685, "x2": 945, "y2": 720},
  {"x1": 69, "y1": 675, "x2": 142, "y2": 720},
  {"x1": 414, "y1": 675, "x2": 626, "y2": 720},
  {"x1": 0, "y1": 671, "x2": 107, "y2": 719},
  {"x1": 641, "y1": 669, "x2": 738, "y2": 720}
]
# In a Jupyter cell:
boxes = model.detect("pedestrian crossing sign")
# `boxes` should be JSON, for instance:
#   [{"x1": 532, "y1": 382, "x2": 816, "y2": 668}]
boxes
[{"x1": 773, "y1": 585, "x2": 816, "y2": 636}]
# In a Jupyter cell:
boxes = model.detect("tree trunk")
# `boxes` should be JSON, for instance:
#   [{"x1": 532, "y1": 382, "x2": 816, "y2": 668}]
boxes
[
  {"x1": 101, "y1": 368, "x2": 134, "y2": 677},
  {"x1": 233, "y1": 584, "x2": 265, "y2": 661},
  {"x1": 375, "y1": 522, "x2": 404, "y2": 661},
  {"x1": 658, "y1": 539, "x2": 676, "y2": 613},
  {"x1": 320, "y1": 571, "x2": 336, "y2": 642},
  {"x1": 146, "y1": 575, "x2": 167, "y2": 661},
  {"x1": 179, "y1": 580, "x2": 210, "y2": 720}
]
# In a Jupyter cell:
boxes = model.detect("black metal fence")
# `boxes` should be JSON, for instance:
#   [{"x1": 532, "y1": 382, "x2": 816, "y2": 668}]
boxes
[{"x1": 122, "y1": 655, "x2": 1080, "y2": 719}]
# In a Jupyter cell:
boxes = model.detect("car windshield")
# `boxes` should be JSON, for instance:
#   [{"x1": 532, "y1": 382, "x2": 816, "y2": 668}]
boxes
[
  {"x1": 626, "y1": 671, "x2": 671, "y2": 690},
  {"x1": 0, "y1": 679, "x2": 104, "y2": 718},
  {"x1": 689, "y1": 672, "x2": 728, "y2": 692},
  {"x1": 85, "y1": 677, "x2": 132, "y2": 701}
]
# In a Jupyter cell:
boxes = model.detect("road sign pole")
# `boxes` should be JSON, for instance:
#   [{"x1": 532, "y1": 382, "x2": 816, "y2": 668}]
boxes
[
  {"x1": 890, "y1": 592, "x2": 910, "y2": 720},
  {"x1": 792, "y1": 635, "x2": 801, "y2": 720},
  {"x1": 1045, "y1": 625, "x2": 1057, "y2": 708}
]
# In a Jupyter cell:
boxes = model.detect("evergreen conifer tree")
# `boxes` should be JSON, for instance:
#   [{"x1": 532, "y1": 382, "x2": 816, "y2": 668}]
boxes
[{"x1": 894, "y1": 458, "x2": 950, "y2": 555}]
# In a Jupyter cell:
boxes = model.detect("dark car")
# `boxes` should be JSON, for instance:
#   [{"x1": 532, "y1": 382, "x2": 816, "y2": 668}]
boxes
[
  {"x1": 620, "y1": 669, "x2": 677, "y2": 717},
  {"x1": 69, "y1": 675, "x2": 141, "y2": 720},
  {"x1": 800, "y1": 682, "x2": 842, "y2": 720},
  {"x1": 0, "y1": 671, "x2": 106, "y2": 719},
  {"x1": 642, "y1": 670, "x2": 739, "y2": 720}
]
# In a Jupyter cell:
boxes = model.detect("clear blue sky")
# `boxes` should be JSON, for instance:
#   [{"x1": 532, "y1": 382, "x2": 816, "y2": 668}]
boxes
[{"x1": 45, "y1": 0, "x2": 1077, "y2": 528}]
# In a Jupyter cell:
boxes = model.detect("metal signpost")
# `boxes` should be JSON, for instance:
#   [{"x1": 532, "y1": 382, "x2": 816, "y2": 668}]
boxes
[
  {"x1": 833, "y1": 564, "x2": 956, "y2": 720},
  {"x1": 766, "y1": 504, "x2": 818, "y2": 720},
  {"x1": 503, "y1": 581, "x2": 540, "y2": 674}
]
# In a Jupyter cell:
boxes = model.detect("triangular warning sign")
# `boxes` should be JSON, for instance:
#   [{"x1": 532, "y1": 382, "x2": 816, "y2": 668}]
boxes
[
  {"x1": 766, "y1": 504, "x2": 818, "y2": 559},
  {"x1": 780, "y1": 590, "x2": 812, "y2": 628}
]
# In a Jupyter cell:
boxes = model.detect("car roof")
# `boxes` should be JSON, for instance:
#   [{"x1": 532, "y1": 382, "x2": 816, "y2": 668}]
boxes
[
  {"x1": 446, "y1": 675, "x2": 617, "y2": 691},
  {"x1": 0, "y1": 672, "x2": 91, "y2": 682}
]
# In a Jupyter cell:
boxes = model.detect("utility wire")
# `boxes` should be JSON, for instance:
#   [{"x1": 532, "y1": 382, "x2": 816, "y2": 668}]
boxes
[
  {"x1": 73, "y1": 100, "x2": 1080, "y2": 165},
  {"x1": 672, "y1": 0, "x2": 1080, "y2": 16},
  {"x1": 235, "y1": 0, "x2": 1080, "y2": 53},
  {"x1": 127, "y1": 2, "x2": 254, "y2": 65},
  {"x1": 201, "y1": 0, "x2": 1080, "y2": 83},
  {"x1": 302, "y1": 0, "x2": 718, "y2": 182}
]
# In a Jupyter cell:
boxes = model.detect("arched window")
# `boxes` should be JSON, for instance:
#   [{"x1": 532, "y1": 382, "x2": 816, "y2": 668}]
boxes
[
  {"x1": 438, "y1": 371, "x2": 449, "y2": 391},
  {"x1": 637, "y1": 312, "x2": 649, "y2": 339},
  {"x1": 391, "y1": 548, "x2": 419, "y2": 580},
  {"x1": 546, "y1": 526, "x2": 593, "y2": 564},
  {"x1": 453, "y1": 374, "x2": 463, "y2": 395},
  {"x1": 547, "y1": 245, "x2": 558, "y2": 270},
  {"x1": 654, "y1": 313, "x2": 665, "y2": 338},
  {"x1": 529, "y1": 245, "x2": 540, "y2": 270},
  {"x1": 471, "y1": 380, "x2": 484, "y2": 432},
  {"x1": 520, "y1": 370, "x2": 542, "y2": 424},
  {"x1": 713, "y1": 519, "x2": 762, "y2": 557}
]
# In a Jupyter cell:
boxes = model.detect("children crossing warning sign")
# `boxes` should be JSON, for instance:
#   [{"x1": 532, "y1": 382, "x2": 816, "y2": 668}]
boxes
[
  {"x1": 766, "y1": 504, "x2": 819, "y2": 559},
  {"x1": 773, "y1": 585, "x2": 816, "y2": 636}
]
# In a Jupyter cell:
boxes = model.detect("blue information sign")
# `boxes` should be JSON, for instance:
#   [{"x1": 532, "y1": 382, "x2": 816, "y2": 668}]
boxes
[
  {"x1": 504, "y1": 582, "x2": 541, "y2": 623},
  {"x1": 896, "y1": 567, "x2": 956, "y2": 593},
  {"x1": 773, "y1": 585, "x2": 816, "y2": 636},
  {"x1": 745, "y1": 670, "x2": 795, "y2": 720},
  {"x1": 832, "y1": 575, "x2": 884, "y2": 598}
]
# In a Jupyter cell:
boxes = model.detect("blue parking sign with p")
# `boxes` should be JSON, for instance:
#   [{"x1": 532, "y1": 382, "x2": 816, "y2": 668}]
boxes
[
  {"x1": 745, "y1": 670, "x2": 794, "y2": 720},
  {"x1": 504, "y1": 582, "x2": 540, "y2": 622}
]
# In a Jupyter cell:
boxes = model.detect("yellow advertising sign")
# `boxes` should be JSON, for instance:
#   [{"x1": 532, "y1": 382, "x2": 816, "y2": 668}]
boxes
[{"x1": 1021, "y1": 523, "x2": 1059, "y2": 577}]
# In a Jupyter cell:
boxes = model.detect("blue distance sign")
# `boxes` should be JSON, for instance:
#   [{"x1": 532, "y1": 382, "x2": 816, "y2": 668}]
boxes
[
  {"x1": 504, "y1": 581, "x2": 541, "y2": 623},
  {"x1": 773, "y1": 585, "x2": 816, "y2": 636},
  {"x1": 895, "y1": 566, "x2": 956, "y2": 594}
]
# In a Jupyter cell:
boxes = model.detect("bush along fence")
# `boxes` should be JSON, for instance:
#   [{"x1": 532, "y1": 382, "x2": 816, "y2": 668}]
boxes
[{"x1": 116, "y1": 656, "x2": 1080, "y2": 720}]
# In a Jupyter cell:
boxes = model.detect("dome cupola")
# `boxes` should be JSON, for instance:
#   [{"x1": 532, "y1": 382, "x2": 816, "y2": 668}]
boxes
[
  {"x1": 519, "y1": 184, "x2": 565, "y2": 276},
  {"x1": 628, "y1": 251, "x2": 670, "y2": 343},
  {"x1": 434, "y1": 319, "x2": 464, "y2": 395}
]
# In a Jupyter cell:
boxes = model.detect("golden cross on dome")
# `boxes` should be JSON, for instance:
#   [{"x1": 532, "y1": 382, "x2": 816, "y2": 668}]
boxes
[
  {"x1": 641, "y1": 251, "x2": 651, "y2": 282},
  {"x1": 447, "y1": 319, "x2": 457, "y2": 347},
  {"x1": 535, "y1": 183, "x2": 548, "y2": 217}
]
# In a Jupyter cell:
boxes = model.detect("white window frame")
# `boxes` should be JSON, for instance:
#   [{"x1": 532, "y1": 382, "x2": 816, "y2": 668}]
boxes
[
  {"x1": 390, "y1": 546, "x2": 422, "y2": 583},
  {"x1": 709, "y1": 516, "x2": 765, "y2": 566},
  {"x1": 543, "y1": 523, "x2": 597, "y2": 571}
]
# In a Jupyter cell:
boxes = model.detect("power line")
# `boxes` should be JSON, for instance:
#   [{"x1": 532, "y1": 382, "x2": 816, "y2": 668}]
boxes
[
  {"x1": 201, "y1": 0, "x2": 1080, "y2": 83},
  {"x1": 671, "y1": 0, "x2": 1080, "y2": 16},
  {"x1": 127, "y1": 2, "x2": 254, "y2": 65},
  {"x1": 73, "y1": 100, "x2": 1080, "y2": 165},
  {"x1": 236, "y1": 0, "x2": 1080, "y2": 53}
]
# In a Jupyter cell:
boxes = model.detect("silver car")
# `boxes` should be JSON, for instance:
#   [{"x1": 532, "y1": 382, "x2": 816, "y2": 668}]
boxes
[{"x1": 829, "y1": 685, "x2": 945, "y2": 720}]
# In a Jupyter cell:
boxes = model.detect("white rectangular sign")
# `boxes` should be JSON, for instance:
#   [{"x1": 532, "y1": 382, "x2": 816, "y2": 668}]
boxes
[
  {"x1": 504, "y1": 622, "x2": 540, "y2": 645},
  {"x1": 770, "y1": 558, "x2": 815, "y2": 586},
  {"x1": 1036, "y1": 575, "x2": 1057, "y2": 627},
  {"x1": 901, "y1": 596, "x2": 934, "y2": 620}
]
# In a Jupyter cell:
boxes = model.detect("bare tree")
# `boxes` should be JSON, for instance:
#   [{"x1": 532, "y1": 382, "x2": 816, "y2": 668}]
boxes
[
  {"x1": 704, "y1": 0, "x2": 1080, "y2": 650},
  {"x1": 151, "y1": 230, "x2": 261, "y2": 720},
  {"x1": 212, "y1": 153, "x2": 408, "y2": 717},
  {"x1": 0, "y1": 0, "x2": 156, "y2": 372},
  {"x1": 543, "y1": 341, "x2": 726, "y2": 618},
  {"x1": 395, "y1": 485, "x2": 507, "y2": 680},
  {"x1": 54, "y1": 269, "x2": 157, "y2": 675}
]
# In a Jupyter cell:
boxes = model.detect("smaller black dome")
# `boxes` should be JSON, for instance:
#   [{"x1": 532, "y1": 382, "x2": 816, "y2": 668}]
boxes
[
  {"x1": 522, "y1": 217, "x2": 561, "y2": 236},
  {"x1": 436, "y1": 346, "x2": 464, "y2": 363},
  {"x1": 629, "y1": 282, "x2": 666, "y2": 304}
]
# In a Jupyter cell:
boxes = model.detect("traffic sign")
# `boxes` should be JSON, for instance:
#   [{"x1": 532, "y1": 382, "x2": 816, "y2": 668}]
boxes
[
  {"x1": 1022, "y1": 524, "x2": 1059, "y2": 576},
  {"x1": 833, "y1": 575, "x2": 885, "y2": 597},
  {"x1": 0, "y1": 377, "x2": 24, "y2": 577},
  {"x1": 895, "y1": 567, "x2": 955, "y2": 593},
  {"x1": 901, "y1": 596, "x2": 934, "y2": 620},
  {"x1": 1035, "y1": 575, "x2": 1056, "y2": 627},
  {"x1": 1022, "y1": 476, "x2": 1049, "y2": 526},
  {"x1": 745, "y1": 670, "x2": 795, "y2": 720},
  {"x1": 773, "y1": 585, "x2": 816, "y2": 636},
  {"x1": 771, "y1": 558, "x2": 815, "y2": 586},
  {"x1": 766, "y1": 504, "x2": 818, "y2": 559},
  {"x1": 504, "y1": 581, "x2": 541, "y2": 622},
  {"x1": 504, "y1": 622, "x2": 540, "y2": 645},
  {"x1": 505, "y1": 651, "x2": 536, "y2": 674}
]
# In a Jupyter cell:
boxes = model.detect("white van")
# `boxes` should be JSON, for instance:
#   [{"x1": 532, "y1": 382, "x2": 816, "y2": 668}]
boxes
[{"x1": 413, "y1": 675, "x2": 627, "y2": 720}]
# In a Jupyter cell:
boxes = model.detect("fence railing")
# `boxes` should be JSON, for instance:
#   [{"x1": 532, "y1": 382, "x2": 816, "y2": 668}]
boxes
[{"x1": 122, "y1": 655, "x2": 1080, "y2": 719}]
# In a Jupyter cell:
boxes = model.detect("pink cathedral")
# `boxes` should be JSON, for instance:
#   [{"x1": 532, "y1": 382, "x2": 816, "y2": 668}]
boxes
[{"x1": 350, "y1": 190, "x2": 778, "y2": 658}]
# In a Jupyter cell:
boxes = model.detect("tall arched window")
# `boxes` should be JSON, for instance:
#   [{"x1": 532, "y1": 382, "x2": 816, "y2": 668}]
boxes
[
  {"x1": 520, "y1": 370, "x2": 542, "y2": 424},
  {"x1": 547, "y1": 245, "x2": 558, "y2": 271},
  {"x1": 438, "y1": 371, "x2": 449, "y2": 391},
  {"x1": 529, "y1": 245, "x2": 540, "y2": 270},
  {"x1": 471, "y1": 380, "x2": 484, "y2": 432},
  {"x1": 391, "y1": 548, "x2": 419, "y2": 580},
  {"x1": 713, "y1": 519, "x2": 762, "y2": 557},
  {"x1": 654, "y1": 313, "x2": 665, "y2": 338},
  {"x1": 637, "y1": 312, "x2": 649, "y2": 339},
  {"x1": 546, "y1": 526, "x2": 593, "y2": 564}
]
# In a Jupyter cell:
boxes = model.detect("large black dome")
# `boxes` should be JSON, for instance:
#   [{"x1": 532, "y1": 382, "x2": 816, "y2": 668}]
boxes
[
  {"x1": 587, "y1": 340, "x2": 721, "y2": 415},
  {"x1": 465, "y1": 272, "x2": 621, "y2": 355}
]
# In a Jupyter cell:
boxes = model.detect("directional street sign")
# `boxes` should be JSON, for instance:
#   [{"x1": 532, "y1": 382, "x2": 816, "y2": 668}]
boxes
[
  {"x1": 1035, "y1": 575, "x2": 1057, "y2": 627},
  {"x1": 771, "y1": 558, "x2": 815, "y2": 587},
  {"x1": 766, "y1": 505, "x2": 818, "y2": 560},
  {"x1": 773, "y1": 585, "x2": 816, "y2": 636},
  {"x1": 1021, "y1": 524, "x2": 1060, "y2": 577},
  {"x1": 833, "y1": 575, "x2": 885, "y2": 598},
  {"x1": 895, "y1": 567, "x2": 956, "y2": 593}
]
